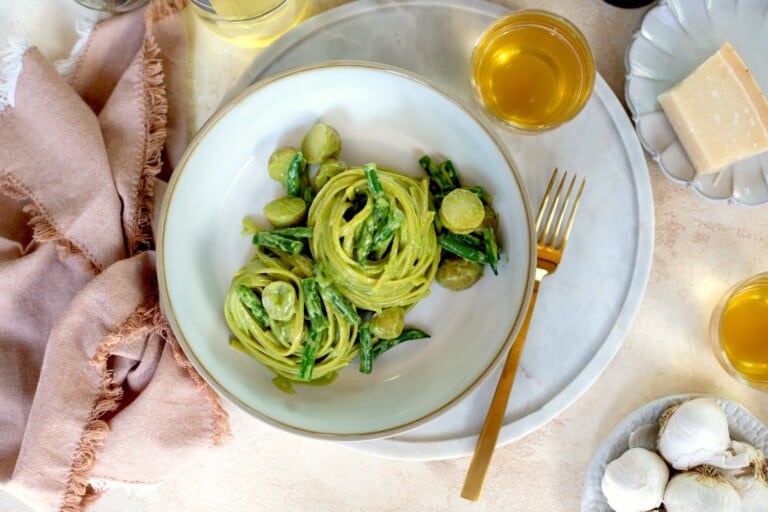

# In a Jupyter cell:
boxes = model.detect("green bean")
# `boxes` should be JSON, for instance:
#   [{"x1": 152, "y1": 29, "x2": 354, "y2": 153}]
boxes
[
  {"x1": 371, "y1": 208, "x2": 405, "y2": 255},
  {"x1": 371, "y1": 196, "x2": 389, "y2": 229},
  {"x1": 299, "y1": 329, "x2": 322, "y2": 381},
  {"x1": 284, "y1": 151, "x2": 305, "y2": 197},
  {"x1": 419, "y1": 155, "x2": 451, "y2": 193},
  {"x1": 313, "y1": 262, "x2": 332, "y2": 288},
  {"x1": 438, "y1": 160, "x2": 460, "y2": 191},
  {"x1": 235, "y1": 284, "x2": 269, "y2": 328},
  {"x1": 429, "y1": 193, "x2": 445, "y2": 231},
  {"x1": 270, "y1": 226, "x2": 313, "y2": 239},
  {"x1": 371, "y1": 328, "x2": 430, "y2": 360},
  {"x1": 355, "y1": 164, "x2": 394, "y2": 265},
  {"x1": 437, "y1": 232, "x2": 490, "y2": 264},
  {"x1": 301, "y1": 278, "x2": 329, "y2": 331},
  {"x1": 364, "y1": 163, "x2": 384, "y2": 198},
  {"x1": 452, "y1": 232, "x2": 484, "y2": 251},
  {"x1": 482, "y1": 227, "x2": 500, "y2": 275},
  {"x1": 319, "y1": 284, "x2": 360, "y2": 324},
  {"x1": 252, "y1": 232, "x2": 304, "y2": 255},
  {"x1": 302, "y1": 183, "x2": 316, "y2": 207},
  {"x1": 355, "y1": 186, "x2": 390, "y2": 265},
  {"x1": 365, "y1": 164, "x2": 390, "y2": 229},
  {"x1": 358, "y1": 322, "x2": 373, "y2": 374},
  {"x1": 355, "y1": 215, "x2": 376, "y2": 265}
]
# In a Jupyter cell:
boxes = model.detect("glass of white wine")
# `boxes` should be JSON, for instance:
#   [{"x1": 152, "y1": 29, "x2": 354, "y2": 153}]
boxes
[
  {"x1": 189, "y1": 0, "x2": 309, "y2": 48},
  {"x1": 72, "y1": 0, "x2": 149, "y2": 12}
]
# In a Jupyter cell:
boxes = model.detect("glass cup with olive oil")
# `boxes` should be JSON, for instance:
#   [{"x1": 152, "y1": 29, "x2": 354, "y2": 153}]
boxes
[
  {"x1": 471, "y1": 9, "x2": 595, "y2": 132},
  {"x1": 710, "y1": 272, "x2": 768, "y2": 390}
]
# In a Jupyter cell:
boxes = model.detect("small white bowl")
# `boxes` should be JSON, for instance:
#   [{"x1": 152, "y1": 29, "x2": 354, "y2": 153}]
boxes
[
  {"x1": 157, "y1": 62, "x2": 536, "y2": 440},
  {"x1": 581, "y1": 394, "x2": 768, "y2": 511},
  {"x1": 625, "y1": 0, "x2": 768, "y2": 205}
]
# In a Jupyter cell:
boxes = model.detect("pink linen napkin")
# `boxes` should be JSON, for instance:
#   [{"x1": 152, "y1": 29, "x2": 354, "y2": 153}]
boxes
[{"x1": 0, "y1": 1, "x2": 229, "y2": 510}]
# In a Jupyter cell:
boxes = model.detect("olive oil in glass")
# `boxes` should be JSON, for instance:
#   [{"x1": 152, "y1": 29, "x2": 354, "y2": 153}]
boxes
[
  {"x1": 471, "y1": 10, "x2": 595, "y2": 132},
  {"x1": 711, "y1": 273, "x2": 768, "y2": 388}
]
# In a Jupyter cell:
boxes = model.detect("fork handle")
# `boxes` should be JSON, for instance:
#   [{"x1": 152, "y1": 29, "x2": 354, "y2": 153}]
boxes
[{"x1": 460, "y1": 282, "x2": 540, "y2": 501}]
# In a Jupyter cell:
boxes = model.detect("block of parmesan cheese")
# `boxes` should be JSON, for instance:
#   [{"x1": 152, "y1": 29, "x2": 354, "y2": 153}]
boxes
[{"x1": 658, "y1": 42, "x2": 768, "y2": 174}]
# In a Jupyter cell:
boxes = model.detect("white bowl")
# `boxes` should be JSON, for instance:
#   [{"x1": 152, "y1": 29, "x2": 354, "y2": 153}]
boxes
[
  {"x1": 625, "y1": 0, "x2": 768, "y2": 205},
  {"x1": 581, "y1": 394, "x2": 768, "y2": 511},
  {"x1": 157, "y1": 62, "x2": 536, "y2": 440}
]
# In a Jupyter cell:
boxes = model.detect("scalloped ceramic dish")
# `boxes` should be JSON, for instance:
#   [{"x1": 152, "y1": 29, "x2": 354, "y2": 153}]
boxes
[
  {"x1": 157, "y1": 62, "x2": 536, "y2": 440},
  {"x1": 580, "y1": 394, "x2": 768, "y2": 511},
  {"x1": 625, "y1": 0, "x2": 768, "y2": 205}
]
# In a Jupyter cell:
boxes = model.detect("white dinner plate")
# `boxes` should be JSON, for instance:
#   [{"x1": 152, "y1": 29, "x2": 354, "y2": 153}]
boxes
[
  {"x1": 158, "y1": 62, "x2": 536, "y2": 440},
  {"x1": 626, "y1": 0, "x2": 768, "y2": 205},
  {"x1": 580, "y1": 394, "x2": 768, "y2": 511},
  {"x1": 235, "y1": 0, "x2": 654, "y2": 460}
]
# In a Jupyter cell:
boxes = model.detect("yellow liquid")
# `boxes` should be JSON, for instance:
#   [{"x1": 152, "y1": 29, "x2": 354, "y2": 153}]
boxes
[
  {"x1": 191, "y1": 0, "x2": 308, "y2": 48},
  {"x1": 472, "y1": 11, "x2": 594, "y2": 130},
  {"x1": 720, "y1": 281, "x2": 768, "y2": 383},
  {"x1": 209, "y1": 0, "x2": 283, "y2": 17}
]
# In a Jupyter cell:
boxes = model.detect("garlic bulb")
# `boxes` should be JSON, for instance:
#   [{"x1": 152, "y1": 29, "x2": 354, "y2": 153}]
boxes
[
  {"x1": 628, "y1": 423, "x2": 660, "y2": 452},
  {"x1": 728, "y1": 469, "x2": 768, "y2": 512},
  {"x1": 663, "y1": 468, "x2": 741, "y2": 512},
  {"x1": 658, "y1": 397, "x2": 749, "y2": 470},
  {"x1": 724, "y1": 442, "x2": 768, "y2": 512},
  {"x1": 601, "y1": 447, "x2": 669, "y2": 512}
]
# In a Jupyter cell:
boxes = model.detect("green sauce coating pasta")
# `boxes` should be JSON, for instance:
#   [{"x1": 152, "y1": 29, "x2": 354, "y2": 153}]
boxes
[
  {"x1": 225, "y1": 246, "x2": 358, "y2": 381},
  {"x1": 308, "y1": 167, "x2": 440, "y2": 312},
  {"x1": 223, "y1": 132, "x2": 481, "y2": 388}
]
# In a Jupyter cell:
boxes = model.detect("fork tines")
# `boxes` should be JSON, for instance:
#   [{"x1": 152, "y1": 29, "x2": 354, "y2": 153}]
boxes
[{"x1": 536, "y1": 168, "x2": 586, "y2": 250}]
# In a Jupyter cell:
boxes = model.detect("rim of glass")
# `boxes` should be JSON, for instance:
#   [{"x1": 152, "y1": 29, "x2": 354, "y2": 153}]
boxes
[
  {"x1": 189, "y1": 0, "x2": 288, "y2": 21},
  {"x1": 72, "y1": 0, "x2": 149, "y2": 13}
]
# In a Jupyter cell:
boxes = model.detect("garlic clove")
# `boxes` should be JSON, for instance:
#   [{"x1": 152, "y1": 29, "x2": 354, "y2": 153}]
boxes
[
  {"x1": 726, "y1": 441, "x2": 768, "y2": 477},
  {"x1": 718, "y1": 440, "x2": 758, "y2": 469},
  {"x1": 657, "y1": 397, "x2": 747, "y2": 470},
  {"x1": 628, "y1": 423, "x2": 660, "y2": 452},
  {"x1": 601, "y1": 447, "x2": 669, "y2": 512},
  {"x1": 723, "y1": 442, "x2": 768, "y2": 512},
  {"x1": 663, "y1": 467, "x2": 742, "y2": 512}
]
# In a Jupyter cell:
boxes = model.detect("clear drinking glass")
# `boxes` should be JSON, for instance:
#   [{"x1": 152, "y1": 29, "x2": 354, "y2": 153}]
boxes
[
  {"x1": 470, "y1": 9, "x2": 595, "y2": 133},
  {"x1": 189, "y1": 0, "x2": 308, "y2": 48},
  {"x1": 709, "y1": 272, "x2": 768, "y2": 390},
  {"x1": 72, "y1": 0, "x2": 150, "y2": 13}
]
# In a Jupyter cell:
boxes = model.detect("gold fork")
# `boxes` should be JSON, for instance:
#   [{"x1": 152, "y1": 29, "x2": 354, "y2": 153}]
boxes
[{"x1": 461, "y1": 168, "x2": 586, "y2": 501}]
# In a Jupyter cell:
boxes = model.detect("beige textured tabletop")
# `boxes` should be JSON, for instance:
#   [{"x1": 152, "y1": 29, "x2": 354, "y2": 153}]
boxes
[{"x1": 2, "y1": 1, "x2": 767, "y2": 511}]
